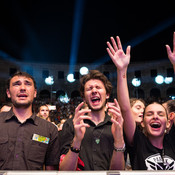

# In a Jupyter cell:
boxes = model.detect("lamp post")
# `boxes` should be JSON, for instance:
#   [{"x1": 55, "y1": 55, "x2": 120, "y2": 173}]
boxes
[{"x1": 45, "y1": 76, "x2": 54, "y2": 102}]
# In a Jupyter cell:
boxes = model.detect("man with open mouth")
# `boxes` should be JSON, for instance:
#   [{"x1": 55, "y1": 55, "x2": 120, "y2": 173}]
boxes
[
  {"x1": 59, "y1": 70, "x2": 125, "y2": 170},
  {"x1": 0, "y1": 71, "x2": 60, "y2": 170}
]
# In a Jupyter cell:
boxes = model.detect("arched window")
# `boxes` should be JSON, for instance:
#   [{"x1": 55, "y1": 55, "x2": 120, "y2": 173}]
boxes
[{"x1": 134, "y1": 88, "x2": 145, "y2": 99}]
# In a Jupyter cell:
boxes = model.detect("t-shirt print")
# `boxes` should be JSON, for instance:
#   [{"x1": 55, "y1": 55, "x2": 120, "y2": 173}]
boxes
[{"x1": 145, "y1": 153, "x2": 175, "y2": 170}]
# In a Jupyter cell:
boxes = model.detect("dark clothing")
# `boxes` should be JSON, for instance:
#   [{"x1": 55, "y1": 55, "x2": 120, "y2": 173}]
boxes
[
  {"x1": 0, "y1": 109, "x2": 60, "y2": 170},
  {"x1": 60, "y1": 114, "x2": 114, "y2": 170},
  {"x1": 127, "y1": 126, "x2": 175, "y2": 170}
]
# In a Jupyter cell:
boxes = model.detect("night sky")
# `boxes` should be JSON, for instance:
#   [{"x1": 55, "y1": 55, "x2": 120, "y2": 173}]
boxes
[{"x1": 0, "y1": 0, "x2": 175, "y2": 65}]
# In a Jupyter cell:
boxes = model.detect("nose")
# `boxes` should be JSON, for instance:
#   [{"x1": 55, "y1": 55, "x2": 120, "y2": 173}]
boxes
[
  {"x1": 153, "y1": 113, "x2": 158, "y2": 119},
  {"x1": 20, "y1": 83, "x2": 26, "y2": 91},
  {"x1": 92, "y1": 88, "x2": 97, "y2": 94}
]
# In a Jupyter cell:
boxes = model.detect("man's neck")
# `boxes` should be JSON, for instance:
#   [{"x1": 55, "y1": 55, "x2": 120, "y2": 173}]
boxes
[
  {"x1": 90, "y1": 109, "x2": 106, "y2": 125},
  {"x1": 12, "y1": 106, "x2": 33, "y2": 123}
]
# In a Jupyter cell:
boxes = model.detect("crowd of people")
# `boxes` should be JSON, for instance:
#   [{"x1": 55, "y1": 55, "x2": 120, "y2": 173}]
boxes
[{"x1": 0, "y1": 32, "x2": 175, "y2": 171}]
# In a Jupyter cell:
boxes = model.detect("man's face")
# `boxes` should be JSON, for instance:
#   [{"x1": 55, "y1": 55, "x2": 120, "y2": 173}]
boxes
[
  {"x1": 38, "y1": 105, "x2": 49, "y2": 120},
  {"x1": 6, "y1": 76, "x2": 37, "y2": 108},
  {"x1": 84, "y1": 79, "x2": 109, "y2": 111}
]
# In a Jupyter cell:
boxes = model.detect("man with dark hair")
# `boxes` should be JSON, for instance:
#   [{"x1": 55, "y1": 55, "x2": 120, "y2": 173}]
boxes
[
  {"x1": 59, "y1": 70, "x2": 125, "y2": 170},
  {"x1": 0, "y1": 71, "x2": 60, "y2": 170}
]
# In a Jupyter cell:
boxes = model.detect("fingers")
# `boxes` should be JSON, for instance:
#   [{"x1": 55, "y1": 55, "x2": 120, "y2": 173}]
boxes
[
  {"x1": 74, "y1": 122, "x2": 90, "y2": 130},
  {"x1": 106, "y1": 46, "x2": 115, "y2": 60},
  {"x1": 116, "y1": 36, "x2": 123, "y2": 50},
  {"x1": 74, "y1": 115, "x2": 91, "y2": 125},
  {"x1": 107, "y1": 40, "x2": 116, "y2": 56},
  {"x1": 166, "y1": 44, "x2": 172, "y2": 56},
  {"x1": 126, "y1": 45, "x2": 131, "y2": 56},
  {"x1": 74, "y1": 102, "x2": 91, "y2": 119},
  {"x1": 75, "y1": 102, "x2": 85, "y2": 115}
]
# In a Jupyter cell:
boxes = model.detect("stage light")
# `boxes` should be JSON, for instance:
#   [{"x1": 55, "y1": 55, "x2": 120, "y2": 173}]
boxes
[
  {"x1": 59, "y1": 93, "x2": 70, "y2": 103},
  {"x1": 80, "y1": 66, "x2": 89, "y2": 75},
  {"x1": 169, "y1": 96, "x2": 175, "y2": 100},
  {"x1": 132, "y1": 78, "x2": 141, "y2": 87},
  {"x1": 67, "y1": 73, "x2": 75, "y2": 83},
  {"x1": 164, "y1": 77, "x2": 173, "y2": 84},
  {"x1": 45, "y1": 76, "x2": 54, "y2": 85},
  {"x1": 155, "y1": 75, "x2": 164, "y2": 84}
]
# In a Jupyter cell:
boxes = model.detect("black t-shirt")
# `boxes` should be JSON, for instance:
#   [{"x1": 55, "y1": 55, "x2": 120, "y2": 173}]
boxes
[
  {"x1": 127, "y1": 126, "x2": 175, "y2": 170},
  {"x1": 60, "y1": 114, "x2": 114, "y2": 170}
]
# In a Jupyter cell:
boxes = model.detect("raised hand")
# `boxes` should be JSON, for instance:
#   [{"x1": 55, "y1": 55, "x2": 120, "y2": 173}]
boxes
[
  {"x1": 106, "y1": 36, "x2": 131, "y2": 70},
  {"x1": 107, "y1": 99, "x2": 124, "y2": 147},
  {"x1": 166, "y1": 32, "x2": 175, "y2": 67},
  {"x1": 73, "y1": 102, "x2": 91, "y2": 143}
]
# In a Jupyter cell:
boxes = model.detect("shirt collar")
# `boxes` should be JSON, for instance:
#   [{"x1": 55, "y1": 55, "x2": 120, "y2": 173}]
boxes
[
  {"x1": 5, "y1": 108, "x2": 38, "y2": 125},
  {"x1": 84, "y1": 113, "x2": 112, "y2": 127}
]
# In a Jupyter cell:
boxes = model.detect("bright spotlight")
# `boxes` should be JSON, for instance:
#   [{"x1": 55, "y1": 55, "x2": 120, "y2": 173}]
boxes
[
  {"x1": 155, "y1": 75, "x2": 164, "y2": 84},
  {"x1": 45, "y1": 76, "x2": 54, "y2": 85},
  {"x1": 170, "y1": 96, "x2": 175, "y2": 100},
  {"x1": 67, "y1": 73, "x2": 75, "y2": 83},
  {"x1": 164, "y1": 77, "x2": 173, "y2": 84},
  {"x1": 132, "y1": 78, "x2": 141, "y2": 87},
  {"x1": 80, "y1": 66, "x2": 89, "y2": 75},
  {"x1": 59, "y1": 93, "x2": 70, "y2": 103}
]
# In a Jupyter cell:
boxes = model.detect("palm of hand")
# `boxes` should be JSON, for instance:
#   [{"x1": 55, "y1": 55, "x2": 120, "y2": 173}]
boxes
[{"x1": 113, "y1": 49, "x2": 130, "y2": 70}]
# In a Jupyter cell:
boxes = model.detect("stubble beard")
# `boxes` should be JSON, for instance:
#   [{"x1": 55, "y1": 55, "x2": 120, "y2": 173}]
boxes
[
  {"x1": 86, "y1": 101, "x2": 106, "y2": 112},
  {"x1": 12, "y1": 99, "x2": 32, "y2": 109}
]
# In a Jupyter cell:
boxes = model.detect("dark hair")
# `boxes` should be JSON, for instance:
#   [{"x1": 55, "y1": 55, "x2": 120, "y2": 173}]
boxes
[
  {"x1": 165, "y1": 100, "x2": 175, "y2": 114},
  {"x1": 36, "y1": 103, "x2": 49, "y2": 114},
  {"x1": 6, "y1": 71, "x2": 37, "y2": 89},
  {"x1": 79, "y1": 70, "x2": 113, "y2": 98}
]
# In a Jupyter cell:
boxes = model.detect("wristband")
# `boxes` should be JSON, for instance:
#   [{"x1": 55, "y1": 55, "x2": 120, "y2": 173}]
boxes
[
  {"x1": 114, "y1": 143, "x2": 126, "y2": 152},
  {"x1": 70, "y1": 145, "x2": 81, "y2": 153}
]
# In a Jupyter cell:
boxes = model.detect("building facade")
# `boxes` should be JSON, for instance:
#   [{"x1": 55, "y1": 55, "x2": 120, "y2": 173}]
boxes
[{"x1": 0, "y1": 58, "x2": 174, "y2": 104}]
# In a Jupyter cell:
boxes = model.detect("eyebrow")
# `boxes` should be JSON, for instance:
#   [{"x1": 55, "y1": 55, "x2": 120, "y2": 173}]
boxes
[{"x1": 12, "y1": 80, "x2": 33, "y2": 85}]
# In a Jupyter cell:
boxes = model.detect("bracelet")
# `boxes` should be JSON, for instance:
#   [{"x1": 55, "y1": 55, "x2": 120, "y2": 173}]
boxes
[
  {"x1": 70, "y1": 145, "x2": 81, "y2": 153},
  {"x1": 114, "y1": 143, "x2": 126, "y2": 152}
]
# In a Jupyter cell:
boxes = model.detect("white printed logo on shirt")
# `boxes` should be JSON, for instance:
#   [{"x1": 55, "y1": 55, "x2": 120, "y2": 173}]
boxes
[{"x1": 145, "y1": 153, "x2": 175, "y2": 170}]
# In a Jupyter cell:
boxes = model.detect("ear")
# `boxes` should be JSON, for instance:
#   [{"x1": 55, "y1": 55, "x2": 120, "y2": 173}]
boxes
[
  {"x1": 169, "y1": 112, "x2": 175, "y2": 121},
  {"x1": 6, "y1": 89, "x2": 11, "y2": 98},
  {"x1": 106, "y1": 93, "x2": 109, "y2": 100},
  {"x1": 166, "y1": 118, "x2": 171, "y2": 130},
  {"x1": 34, "y1": 89, "x2": 37, "y2": 98}
]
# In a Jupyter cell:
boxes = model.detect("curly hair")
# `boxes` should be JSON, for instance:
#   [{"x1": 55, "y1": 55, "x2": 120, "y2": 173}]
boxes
[{"x1": 79, "y1": 70, "x2": 113, "y2": 98}]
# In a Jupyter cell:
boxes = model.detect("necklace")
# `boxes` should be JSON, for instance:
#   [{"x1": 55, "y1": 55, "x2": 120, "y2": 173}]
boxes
[{"x1": 94, "y1": 128, "x2": 104, "y2": 144}]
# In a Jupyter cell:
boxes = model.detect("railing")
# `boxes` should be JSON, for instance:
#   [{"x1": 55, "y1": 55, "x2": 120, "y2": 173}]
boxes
[{"x1": 1, "y1": 171, "x2": 175, "y2": 175}]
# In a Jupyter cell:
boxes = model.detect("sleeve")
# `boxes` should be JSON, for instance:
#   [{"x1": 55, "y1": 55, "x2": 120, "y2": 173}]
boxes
[
  {"x1": 45, "y1": 124, "x2": 60, "y2": 166},
  {"x1": 60, "y1": 118, "x2": 75, "y2": 155}
]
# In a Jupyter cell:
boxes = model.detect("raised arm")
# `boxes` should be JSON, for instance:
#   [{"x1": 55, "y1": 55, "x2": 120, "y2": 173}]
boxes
[
  {"x1": 107, "y1": 99, "x2": 125, "y2": 170},
  {"x1": 166, "y1": 32, "x2": 175, "y2": 73},
  {"x1": 59, "y1": 102, "x2": 91, "y2": 170},
  {"x1": 106, "y1": 36, "x2": 135, "y2": 145}
]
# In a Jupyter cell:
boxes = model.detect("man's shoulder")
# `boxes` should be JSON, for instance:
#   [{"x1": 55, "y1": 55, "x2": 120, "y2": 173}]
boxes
[
  {"x1": 0, "y1": 111, "x2": 12, "y2": 121},
  {"x1": 35, "y1": 116, "x2": 57, "y2": 129}
]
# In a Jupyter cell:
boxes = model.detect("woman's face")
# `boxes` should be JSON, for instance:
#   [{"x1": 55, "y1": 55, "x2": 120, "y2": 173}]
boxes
[
  {"x1": 141, "y1": 103, "x2": 170, "y2": 138},
  {"x1": 131, "y1": 100, "x2": 145, "y2": 124}
]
